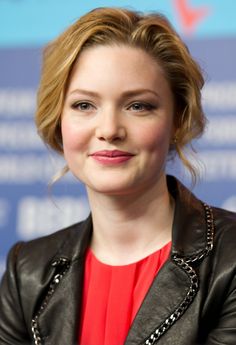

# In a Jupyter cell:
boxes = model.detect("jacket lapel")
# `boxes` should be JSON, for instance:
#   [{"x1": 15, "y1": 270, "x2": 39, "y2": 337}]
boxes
[
  {"x1": 36, "y1": 217, "x2": 93, "y2": 345},
  {"x1": 125, "y1": 259, "x2": 193, "y2": 345},
  {"x1": 38, "y1": 259, "x2": 84, "y2": 345}
]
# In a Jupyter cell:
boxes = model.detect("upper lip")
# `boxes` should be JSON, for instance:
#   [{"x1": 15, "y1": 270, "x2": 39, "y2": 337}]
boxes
[{"x1": 90, "y1": 150, "x2": 134, "y2": 157}]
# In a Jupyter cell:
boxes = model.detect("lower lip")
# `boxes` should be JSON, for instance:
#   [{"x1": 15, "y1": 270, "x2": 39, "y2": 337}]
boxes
[{"x1": 91, "y1": 155, "x2": 133, "y2": 165}]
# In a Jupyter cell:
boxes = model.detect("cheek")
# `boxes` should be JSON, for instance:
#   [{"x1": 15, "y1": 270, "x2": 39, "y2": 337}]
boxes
[
  {"x1": 134, "y1": 122, "x2": 172, "y2": 151},
  {"x1": 61, "y1": 120, "x2": 88, "y2": 151}
]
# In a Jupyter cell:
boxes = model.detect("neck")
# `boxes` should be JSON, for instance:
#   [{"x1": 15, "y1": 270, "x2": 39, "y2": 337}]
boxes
[{"x1": 87, "y1": 175, "x2": 174, "y2": 265}]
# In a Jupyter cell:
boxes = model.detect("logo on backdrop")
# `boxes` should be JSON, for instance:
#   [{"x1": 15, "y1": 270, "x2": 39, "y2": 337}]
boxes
[{"x1": 173, "y1": 0, "x2": 211, "y2": 34}]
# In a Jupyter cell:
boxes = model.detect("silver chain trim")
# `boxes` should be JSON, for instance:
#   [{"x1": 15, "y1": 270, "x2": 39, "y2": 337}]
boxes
[
  {"x1": 31, "y1": 258, "x2": 70, "y2": 345},
  {"x1": 144, "y1": 203, "x2": 215, "y2": 345},
  {"x1": 184, "y1": 203, "x2": 215, "y2": 264},
  {"x1": 144, "y1": 258, "x2": 199, "y2": 345}
]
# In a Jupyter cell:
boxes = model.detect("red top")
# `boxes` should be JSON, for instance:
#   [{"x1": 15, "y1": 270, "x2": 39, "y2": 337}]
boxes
[{"x1": 78, "y1": 242, "x2": 171, "y2": 345}]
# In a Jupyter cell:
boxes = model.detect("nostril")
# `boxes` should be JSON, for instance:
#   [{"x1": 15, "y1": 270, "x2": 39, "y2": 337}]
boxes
[
  {"x1": 98, "y1": 135, "x2": 123, "y2": 142},
  {"x1": 96, "y1": 126, "x2": 126, "y2": 142}
]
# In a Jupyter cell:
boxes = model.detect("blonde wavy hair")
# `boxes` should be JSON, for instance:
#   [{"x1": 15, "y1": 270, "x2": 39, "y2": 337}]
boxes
[{"x1": 35, "y1": 7, "x2": 206, "y2": 182}]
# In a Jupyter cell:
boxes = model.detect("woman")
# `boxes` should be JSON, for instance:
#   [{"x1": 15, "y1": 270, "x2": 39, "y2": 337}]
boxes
[{"x1": 0, "y1": 7, "x2": 236, "y2": 345}]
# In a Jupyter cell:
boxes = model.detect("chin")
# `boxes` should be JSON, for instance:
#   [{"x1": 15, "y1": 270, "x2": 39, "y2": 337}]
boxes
[
  {"x1": 89, "y1": 185, "x2": 130, "y2": 196},
  {"x1": 86, "y1": 179, "x2": 138, "y2": 196}
]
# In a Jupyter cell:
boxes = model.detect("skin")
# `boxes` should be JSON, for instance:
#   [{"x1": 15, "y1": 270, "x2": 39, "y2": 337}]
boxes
[{"x1": 61, "y1": 45, "x2": 175, "y2": 264}]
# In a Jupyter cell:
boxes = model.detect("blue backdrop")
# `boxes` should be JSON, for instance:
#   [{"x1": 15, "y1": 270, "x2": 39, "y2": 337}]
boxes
[{"x1": 1, "y1": 0, "x2": 236, "y2": 278}]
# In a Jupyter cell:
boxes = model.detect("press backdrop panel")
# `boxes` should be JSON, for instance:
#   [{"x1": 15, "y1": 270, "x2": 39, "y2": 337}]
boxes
[{"x1": 1, "y1": 0, "x2": 236, "y2": 277}]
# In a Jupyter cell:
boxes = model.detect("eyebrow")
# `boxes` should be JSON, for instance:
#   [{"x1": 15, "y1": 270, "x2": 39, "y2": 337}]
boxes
[{"x1": 68, "y1": 88, "x2": 160, "y2": 99}]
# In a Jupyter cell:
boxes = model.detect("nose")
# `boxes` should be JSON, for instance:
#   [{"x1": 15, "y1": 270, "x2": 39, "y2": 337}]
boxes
[{"x1": 95, "y1": 108, "x2": 126, "y2": 142}]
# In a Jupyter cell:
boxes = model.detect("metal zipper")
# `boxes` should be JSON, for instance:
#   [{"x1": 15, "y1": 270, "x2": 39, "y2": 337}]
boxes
[{"x1": 31, "y1": 257, "x2": 70, "y2": 345}]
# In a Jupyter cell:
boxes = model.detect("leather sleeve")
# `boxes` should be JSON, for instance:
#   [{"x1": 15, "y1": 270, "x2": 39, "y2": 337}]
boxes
[
  {"x1": 0, "y1": 243, "x2": 31, "y2": 345},
  {"x1": 205, "y1": 275, "x2": 236, "y2": 345}
]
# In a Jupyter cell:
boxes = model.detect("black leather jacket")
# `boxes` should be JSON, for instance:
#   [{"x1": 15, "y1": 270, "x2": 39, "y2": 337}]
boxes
[{"x1": 0, "y1": 177, "x2": 236, "y2": 345}]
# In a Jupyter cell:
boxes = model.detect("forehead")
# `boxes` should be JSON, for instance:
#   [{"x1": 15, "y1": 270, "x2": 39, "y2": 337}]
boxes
[{"x1": 66, "y1": 44, "x2": 173, "y2": 102}]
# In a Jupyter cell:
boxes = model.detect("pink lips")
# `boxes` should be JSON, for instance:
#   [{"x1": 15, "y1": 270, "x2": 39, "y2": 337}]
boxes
[{"x1": 90, "y1": 150, "x2": 134, "y2": 165}]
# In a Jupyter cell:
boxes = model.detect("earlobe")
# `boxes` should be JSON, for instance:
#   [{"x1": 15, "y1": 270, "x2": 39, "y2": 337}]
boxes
[
  {"x1": 168, "y1": 133, "x2": 178, "y2": 156},
  {"x1": 170, "y1": 127, "x2": 178, "y2": 145},
  {"x1": 173, "y1": 135, "x2": 178, "y2": 144}
]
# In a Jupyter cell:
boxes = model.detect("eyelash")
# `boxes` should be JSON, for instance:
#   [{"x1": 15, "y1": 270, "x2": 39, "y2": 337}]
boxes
[
  {"x1": 128, "y1": 102, "x2": 156, "y2": 112},
  {"x1": 71, "y1": 102, "x2": 94, "y2": 111},
  {"x1": 70, "y1": 101, "x2": 156, "y2": 112}
]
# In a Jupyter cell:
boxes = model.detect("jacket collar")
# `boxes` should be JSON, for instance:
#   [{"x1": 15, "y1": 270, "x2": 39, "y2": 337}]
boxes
[
  {"x1": 35, "y1": 176, "x2": 214, "y2": 345},
  {"x1": 168, "y1": 175, "x2": 210, "y2": 257}
]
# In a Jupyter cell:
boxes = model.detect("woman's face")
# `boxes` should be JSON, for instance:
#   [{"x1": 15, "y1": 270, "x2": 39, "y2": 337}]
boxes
[{"x1": 61, "y1": 45, "x2": 174, "y2": 196}]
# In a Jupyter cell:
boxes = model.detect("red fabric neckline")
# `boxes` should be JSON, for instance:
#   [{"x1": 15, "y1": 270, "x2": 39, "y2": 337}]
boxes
[{"x1": 79, "y1": 241, "x2": 171, "y2": 345}]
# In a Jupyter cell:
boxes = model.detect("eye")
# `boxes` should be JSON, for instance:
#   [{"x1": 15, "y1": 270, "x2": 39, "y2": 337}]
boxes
[
  {"x1": 71, "y1": 101, "x2": 95, "y2": 111},
  {"x1": 128, "y1": 102, "x2": 156, "y2": 112}
]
